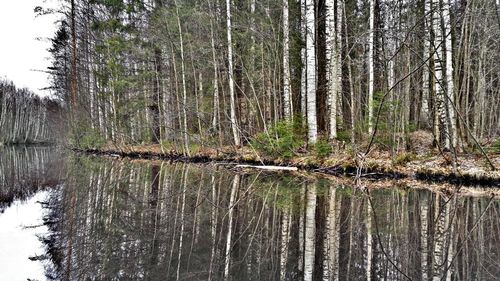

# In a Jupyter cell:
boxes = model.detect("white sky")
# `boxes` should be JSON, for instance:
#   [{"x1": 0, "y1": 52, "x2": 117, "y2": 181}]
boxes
[{"x1": 0, "y1": 0, "x2": 60, "y2": 97}]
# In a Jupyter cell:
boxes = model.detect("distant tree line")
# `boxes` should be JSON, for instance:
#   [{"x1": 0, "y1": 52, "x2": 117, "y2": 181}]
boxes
[
  {"x1": 47, "y1": 0, "x2": 499, "y2": 154},
  {"x1": 0, "y1": 79, "x2": 62, "y2": 144}
]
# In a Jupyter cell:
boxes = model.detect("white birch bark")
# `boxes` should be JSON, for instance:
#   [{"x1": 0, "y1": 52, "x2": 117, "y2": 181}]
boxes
[
  {"x1": 305, "y1": 0, "x2": 317, "y2": 143},
  {"x1": 303, "y1": 184, "x2": 317, "y2": 281},
  {"x1": 283, "y1": 0, "x2": 292, "y2": 120},
  {"x1": 432, "y1": 195, "x2": 445, "y2": 281},
  {"x1": 475, "y1": 48, "x2": 486, "y2": 140},
  {"x1": 208, "y1": 0, "x2": 220, "y2": 132},
  {"x1": 174, "y1": 0, "x2": 191, "y2": 156},
  {"x1": 421, "y1": 0, "x2": 431, "y2": 126},
  {"x1": 386, "y1": 0, "x2": 395, "y2": 89},
  {"x1": 226, "y1": 0, "x2": 241, "y2": 146},
  {"x1": 196, "y1": 72, "x2": 203, "y2": 137},
  {"x1": 176, "y1": 166, "x2": 188, "y2": 281},
  {"x1": 300, "y1": 0, "x2": 307, "y2": 116},
  {"x1": 298, "y1": 184, "x2": 305, "y2": 272},
  {"x1": 445, "y1": 198, "x2": 455, "y2": 281},
  {"x1": 223, "y1": 174, "x2": 239, "y2": 280},
  {"x1": 367, "y1": 0, "x2": 375, "y2": 135},
  {"x1": 442, "y1": 0, "x2": 458, "y2": 148},
  {"x1": 323, "y1": 188, "x2": 339, "y2": 280},
  {"x1": 366, "y1": 198, "x2": 373, "y2": 281},
  {"x1": 432, "y1": 0, "x2": 450, "y2": 149},
  {"x1": 326, "y1": 0, "x2": 337, "y2": 140},
  {"x1": 208, "y1": 174, "x2": 219, "y2": 281},
  {"x1": 420, "y1": 193, "x2": 429, "y2": 280},
  {"x1": 251, "y1": 0, "x2": 256, "y2": 58},
  {"x1": 336, "y1": 0, "x2": 343, "y2": 134},
  {"x1": 280, "y1": 209, "x2": 291, "y2": 281}
]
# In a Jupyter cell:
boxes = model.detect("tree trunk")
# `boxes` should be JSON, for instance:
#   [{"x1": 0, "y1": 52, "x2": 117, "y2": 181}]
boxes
[
  {"x1": 283, "y1": 0, "x2": 292, "y2": 120},
  {"x1": 367, "y1": 0, "x2": 375, "y2": 135},
  {"x1": 303, "y1": 184, "x2": 317, "y2": 281},
  {"x1": 432, "y1": 0, "x2": 449, "y2": 149},
  {"x1": 442, "y1": 0, "x2": 458, "y2": 149},
  {"x1": 326, "y1": 0, "x2": 337, "y2": 140},
  {"x1": 280, "y1": 209, "x2": 291, "y2": 281},
  {"x1": 300, "y1": 0, "x2": 307, "y2": 116},
  {"x1": 420, "y1": 192, "x2": 429, "y2": 280},
  {"x1": 174, "y1": 0, "x2": 190, "y2": 155},
  {"x1": 224, "y1": 174, "x2": 240, "y2": 280},
  {"x1": 208, "y1": 0, "x2": 220, "y2": 137},
  {"x1": 70, "y1": 0, "x2": 77, "y2": 108},
  {"x1": 366, "y1": 198, "x2": 373, "y2": 280},
  {"x1": 305, "y1": 0, "x2": 317, "y2": 143},
  {"x1": 421, "y1": 0, "x2": 431, "y2": 128},
  {"x1": 226, "y1": 0, "x2": 241, "y2": 146}
]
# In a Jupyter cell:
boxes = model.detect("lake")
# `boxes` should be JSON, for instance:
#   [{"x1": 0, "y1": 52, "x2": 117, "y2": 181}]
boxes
[{"x1": 0, "y1": 146, "x2": 498, "y2": 280}]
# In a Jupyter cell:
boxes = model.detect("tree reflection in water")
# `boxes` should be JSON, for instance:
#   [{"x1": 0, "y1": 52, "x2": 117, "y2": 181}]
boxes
[
  {"x1": 0, "y1": 146, "x2": 63, "y2": 212},
  {"x1": 40, "y1": 157, "x2": 499, "y2": 280}
]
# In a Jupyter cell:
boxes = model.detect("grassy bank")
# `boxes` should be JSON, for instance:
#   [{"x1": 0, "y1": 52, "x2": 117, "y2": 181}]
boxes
[{"x1": 73, "y1": 142, "x2": 500, "y2": 187}]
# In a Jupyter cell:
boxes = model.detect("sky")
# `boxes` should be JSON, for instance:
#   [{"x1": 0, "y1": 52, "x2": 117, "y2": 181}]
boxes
[{"x1": 0, "y1": 0, "x2": 60, "y2": 97}]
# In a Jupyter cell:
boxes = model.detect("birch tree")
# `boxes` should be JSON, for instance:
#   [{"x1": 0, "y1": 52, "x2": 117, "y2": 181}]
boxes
[
  {"x1": 323, "y1": 188, "x2": 339, "y2": 280},
  {"x1": 209, "y1": 0, "x2": 220, "y2": 134},
  {"x1": 224, "y1": 174, "x2": 239, "y2": 279},
  {"x1": 305, "y1": 0, "x2": 317, "y2": 143},
  {"x1": 0, "y1": 80, "x2": 59, "y2": 144},
  {"x1": 367, "y1": 0, "x2": 375, "y2": 135},
  {"x1": 174, "y1": 0, "x2": 191, "y2": 156},
  {"x1": 421, "y1": 0, "x2": 431, "y2": 127},
  {"x1": 366, "y1": 197, "x2": 373, "y2": 281},
  {"x1": 226, "y1": 0, "x2": 241, "y2": 146},
  {"x1": 442, "y1": 0, "x2": 457, "y2": 149},
  {"x1": 420, "y1": 192, "x2": 429, "y2": 280},
  {"x1": 300, "y1": 0, "x2": 307, "y2": 115},
  {"x1": 432, "y1": 0, "x2": 450, "y2": 149},
  {"x1": 279, "y1": 209, "x2": 291, "y2": 281},
  {"x1": 283, "y1": 0, "x2": 292, "y2": 120},
  {"x1": 70, "y1": 0, "x2": 78, "y2": 108},
  {"x1": 335, "y1": 0, "x2": 343, "y2": 138},
  {"x1": 326, "y1": 0, "x2": 337, "y2": 139},
  {"x1": 303, "y1": 184, "x2": 317, "y2": 281}
]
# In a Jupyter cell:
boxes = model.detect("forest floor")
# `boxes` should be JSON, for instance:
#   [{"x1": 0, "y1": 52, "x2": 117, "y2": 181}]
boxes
[{"x1": 75, "y1": 139, "x2": 500, "y2": 188}]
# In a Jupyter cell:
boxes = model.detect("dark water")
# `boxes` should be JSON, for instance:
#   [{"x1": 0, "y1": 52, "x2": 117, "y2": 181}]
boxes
[{"x1": 0, "y1": 147, "x2": 499, "y2": 280}]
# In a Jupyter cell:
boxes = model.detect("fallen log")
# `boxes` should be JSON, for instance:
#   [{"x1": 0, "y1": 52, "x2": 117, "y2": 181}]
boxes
[{"x1": 236, "y1": 164, "x2": 298, "y2": 171}]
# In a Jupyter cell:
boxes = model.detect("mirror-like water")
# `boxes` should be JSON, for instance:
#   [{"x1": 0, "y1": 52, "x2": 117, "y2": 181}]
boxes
[{"x1": 0, "y1": 146, "x2": 498, "y2": 280}]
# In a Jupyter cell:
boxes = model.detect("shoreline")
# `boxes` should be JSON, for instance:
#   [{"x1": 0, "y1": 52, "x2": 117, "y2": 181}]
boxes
[{"x1": 72, "y1": 145, "x2": 500, "y2": 187}]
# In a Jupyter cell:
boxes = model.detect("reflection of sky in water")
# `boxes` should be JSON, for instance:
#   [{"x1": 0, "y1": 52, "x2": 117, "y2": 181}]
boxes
[{"x1": 0, "y1": 191, "x2": 48, "y2": 281}]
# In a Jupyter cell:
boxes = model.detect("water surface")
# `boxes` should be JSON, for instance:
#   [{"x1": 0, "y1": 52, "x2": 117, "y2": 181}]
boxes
[{"x1": 1, "y1": 146, "x2": 498, "y2": 280}]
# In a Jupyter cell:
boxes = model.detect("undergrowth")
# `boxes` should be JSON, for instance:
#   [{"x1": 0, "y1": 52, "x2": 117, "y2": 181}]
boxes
[{"x1": 251, "y1": 116, "x2": 306, "y2": 159}]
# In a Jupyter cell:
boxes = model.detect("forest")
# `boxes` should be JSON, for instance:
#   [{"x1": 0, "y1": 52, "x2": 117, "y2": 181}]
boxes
[
  {"x1": 0, "y1": 1, "x2": 499, "y2": 279},
  {"x1": 12, "y1": 0, "x2": 496, "y2": 175},
  {"x1": 0, "y1": 79, "x2": 61, "y2": 145}
]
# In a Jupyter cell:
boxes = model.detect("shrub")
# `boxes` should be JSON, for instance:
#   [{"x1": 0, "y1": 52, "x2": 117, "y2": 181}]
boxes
[
  {"x1": 314, "y1": 138, "x2": 333, "y2": 158},
  {"x1": 161, "y1": 140, "x2": 177, "y2": 152},
  {"x1": 251, "y1": 119, "x2": 305, "y2": 159},
  {"x1": 488, "y1": 138, "x2": 500, "y2": 154},
  {"x1": 291, "y1": 114, "x2": 308, "y2": 140},
  {"x1": 188, "y1": 143, "x2": 202, "y2": 155},
  {"x1": 336, "y1": 130, "x2": 351, "y2": 143},
  {"x1": 78, "y1": 128, "x2": 106, "y2": 150},
  {"x1": 393, "y1": 152, "x2": 416, "y2": 165}
]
